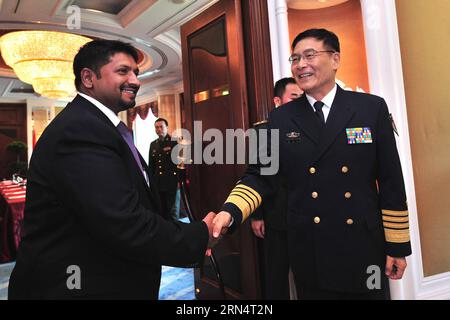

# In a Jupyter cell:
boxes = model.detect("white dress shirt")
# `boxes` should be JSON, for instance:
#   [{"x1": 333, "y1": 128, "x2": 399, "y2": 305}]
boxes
[
  {"x1": 305, "y1": 83, "x2": 337, "y2": 123},
  {"x1": 77, "y1": 92, "x2": 121, "y2": 127},
  {"x1": 77, "y1": 92, "x2": 149, "y2": 185}
]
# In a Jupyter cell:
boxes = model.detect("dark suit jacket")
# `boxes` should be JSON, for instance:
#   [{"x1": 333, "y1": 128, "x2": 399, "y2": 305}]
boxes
[
  {"x1": 223, "y1": 85, "x2": 411, "y2": 292},
  {"x1": 8, "y1": 95, "x2": 208, "y2": 299}
]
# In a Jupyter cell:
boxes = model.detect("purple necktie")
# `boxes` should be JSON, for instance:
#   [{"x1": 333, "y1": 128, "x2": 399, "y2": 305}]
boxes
[{"x1": 117, "y1": 121, "x2": 148, "y2": 182}]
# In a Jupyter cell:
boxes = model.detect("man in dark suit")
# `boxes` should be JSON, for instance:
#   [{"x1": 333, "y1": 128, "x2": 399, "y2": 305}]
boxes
[
  {"x1": 250, "y1": 77, "x2": 302, "y2": 299},
  {"x1": 213, "y1": 29, "x2": 411, "y2": 299},
  {"x1": 149, "y1": 118, "x2": 180, "y2": 221},
  {"x1": 8, "y1": 40, "x2": 213, "y2": 299}
]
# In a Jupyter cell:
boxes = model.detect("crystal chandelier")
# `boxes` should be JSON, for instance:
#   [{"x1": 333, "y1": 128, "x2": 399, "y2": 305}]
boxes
[{"x1": 0, "y1": 31, "x2": 91, "y2": 99}]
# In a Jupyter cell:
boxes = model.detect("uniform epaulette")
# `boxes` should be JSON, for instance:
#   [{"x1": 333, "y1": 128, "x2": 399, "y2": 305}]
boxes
[{"x1": 253, "y1": 119, "x2": 268, "y2": 127}]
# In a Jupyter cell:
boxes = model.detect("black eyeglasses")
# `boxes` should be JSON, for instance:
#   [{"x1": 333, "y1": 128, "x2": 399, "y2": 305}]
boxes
[{"x1": 288, "y1": 49, "x2": 336, "y2": 65}]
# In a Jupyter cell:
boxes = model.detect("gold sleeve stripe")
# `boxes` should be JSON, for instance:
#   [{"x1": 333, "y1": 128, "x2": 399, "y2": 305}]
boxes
[
  {"x1": 384, "y1": 228, "x2": 410, "y2": 243},
  {"x1": 382, "y1": 213, "x2": 408, "y2": 218},
  {"x1": 229, "y1": 191, "x2": 256, "y2": 212},
  {"x1": 233, "y1": 185, "x2": 262, "y2": 206},
  {"x1": 232, "y1": 188, "x2": 258, "y2": 210},
  {"x1": 232, "y1": 187, "x2": 258, "y2": 205},
  {"x1": 382, "y1": 216, "x2": 409, "y2": 223},
  {"x1": 225, "y1": 184, "x2": 262, "y2": 221},
  {"x1": 225, "y1": 194, "x2": 252, "y2": 220},
  {"x1": 383, "y1": 221, "x2": 409, "y2": 229},
  {"x1": 382, "y1": 209, "x2": 409, "y2": 217}
]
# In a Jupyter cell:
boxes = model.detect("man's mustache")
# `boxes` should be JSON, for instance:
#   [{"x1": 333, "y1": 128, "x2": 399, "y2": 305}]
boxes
[{"x1": 120, "y1": 84, "x2": 140, "y2": 92}]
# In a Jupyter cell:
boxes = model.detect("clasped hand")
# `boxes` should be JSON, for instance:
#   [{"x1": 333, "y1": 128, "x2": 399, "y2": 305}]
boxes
[{"x1": 202, "y1": 211, "x2": 232, "y2": 256}]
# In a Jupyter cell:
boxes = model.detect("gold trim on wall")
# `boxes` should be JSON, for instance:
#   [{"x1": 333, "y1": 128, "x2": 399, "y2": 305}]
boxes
[{"x1": 193, "y1": 84, "x2": 229, "y2": 104}]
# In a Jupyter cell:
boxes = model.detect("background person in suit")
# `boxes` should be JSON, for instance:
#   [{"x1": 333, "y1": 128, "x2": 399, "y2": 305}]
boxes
[
  {"x1": 212, "y1": 28, "x2": 411, "y2": 300},
  {"x1": 149, "y1": 118, "x2": 180, "y2": 221},
  {"x1": 8, "y1": 40, "x2": 214, "y2": 300},
  {"x1": 250, "y1": 77, "x2": 302, "y2": 300}
]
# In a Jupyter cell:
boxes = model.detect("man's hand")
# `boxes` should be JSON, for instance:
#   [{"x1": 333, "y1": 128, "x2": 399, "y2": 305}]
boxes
[
  {"x1": 212, "y1": 211, "x2": 232, "y2": 239},
  {"x1": 202, "y1": 212, "x2": 217, "y2": 256},
  {"x1": 385, "y1": 255, "x2": 407, "y2": 280},
  {"x1": 202, "y1": 211, "x2": 216, "y2": 236},
  {"x1": 251, "y1": 219, "x2": 265, "y2": 239}
]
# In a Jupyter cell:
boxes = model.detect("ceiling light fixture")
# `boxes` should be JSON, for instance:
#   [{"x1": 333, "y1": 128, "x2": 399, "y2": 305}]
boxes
[{"x1": 0, "y1": 30, "x2": 91, "y2": 99}]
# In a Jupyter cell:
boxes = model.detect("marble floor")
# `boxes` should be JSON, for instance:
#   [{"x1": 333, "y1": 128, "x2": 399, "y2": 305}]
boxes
[{"x1": 0, "y1": 262, "x2": 195, "y2": 300}]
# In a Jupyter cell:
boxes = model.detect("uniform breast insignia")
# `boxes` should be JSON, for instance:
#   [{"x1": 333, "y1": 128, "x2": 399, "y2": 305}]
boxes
[
  {"x1": 346, "y1": 127, "x2": 372, "y2": 144},
  {"x1": 286, "y1": 131, "x2": 300, "y2": 143},
  {"x1": 163, "y1": 146, "x2": 172, "y2": 152}
]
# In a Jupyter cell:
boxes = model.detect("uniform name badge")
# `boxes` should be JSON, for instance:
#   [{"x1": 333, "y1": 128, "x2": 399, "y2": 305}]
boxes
[{"x1": 346, "y1": 127, "x2": 372, "y2": 144}]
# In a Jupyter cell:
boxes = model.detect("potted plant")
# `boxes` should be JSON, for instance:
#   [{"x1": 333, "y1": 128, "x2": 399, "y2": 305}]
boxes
[{"x1": 6, "y1": 141, "x2": 28, "y2": 177}]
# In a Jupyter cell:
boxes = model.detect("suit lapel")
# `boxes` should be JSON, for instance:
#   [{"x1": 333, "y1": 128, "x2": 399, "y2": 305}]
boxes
[
  {"x1": 312, "y1": 86, "x2": 355, "y2": 162},
  {"x1": 75, "y1": 95, "x2": 156, "y2": 201},
  {"x1": 291, "y1": 95, "x2": 321, "y2": 145}
]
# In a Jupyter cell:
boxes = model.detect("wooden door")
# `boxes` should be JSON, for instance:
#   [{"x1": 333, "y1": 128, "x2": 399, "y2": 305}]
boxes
[
  {"x1": 0, "y1": 104, "x2": 27, "y2": 179},
  {"x1": 181, "y1": 0, "x2": 261, "y2": 299}
]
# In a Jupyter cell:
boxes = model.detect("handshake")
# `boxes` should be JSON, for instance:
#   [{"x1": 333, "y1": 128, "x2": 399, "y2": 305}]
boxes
[{"x1": 202, "y1": 211, "x2": 233, "y2": 256}]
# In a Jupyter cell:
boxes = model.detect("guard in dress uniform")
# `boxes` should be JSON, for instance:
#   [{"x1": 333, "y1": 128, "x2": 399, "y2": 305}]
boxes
[
  {"x1": 149, "y1": 118, "x2": 180, "y2": 221},
  {"x1": 216, "y1": 29, "x2": 411, "y2": 300}
]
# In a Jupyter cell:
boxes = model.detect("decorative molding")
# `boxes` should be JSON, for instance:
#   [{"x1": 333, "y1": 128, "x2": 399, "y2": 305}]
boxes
[
  {"x1": 242, "y1": 0, "x2": 274, "y2": 124},
  {"x1": 360, "y1": 0, "x2": 421, "y2": 300},
  {"x1": 145, "y1": 0, "x2": 220, "y2": 38},
  {"x1": 360, "y1": 0, "x2": 450, "y2": 300},
  {"x1": 154, "y1": 32, "x2": 182, "y2": 64},
  {"x1": 267, "y1": 0, "x2": 292, "y2": 81},
  {"x1": 52, "y1": 0, "x2": 123, "y2": 28},
  {"x1": 118, "y1": 0, "x2": 158, "y2": 28},
  {"x1": 416, "y1": 272, "x2": 450, "y2": 300}
]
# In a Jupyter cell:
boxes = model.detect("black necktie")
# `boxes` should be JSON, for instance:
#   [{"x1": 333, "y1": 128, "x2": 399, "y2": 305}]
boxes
[{"x1": 313, "y1": 101, "x2": 325, "y2": 125}]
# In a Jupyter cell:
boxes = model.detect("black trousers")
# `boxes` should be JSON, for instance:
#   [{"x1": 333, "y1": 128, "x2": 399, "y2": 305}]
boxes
[
  {"x1": 295, "y1": 279, "x2": 389, "y2": 300},
  {"x1": 263, "y1": 227, "x2": 290, "y2": 300}
]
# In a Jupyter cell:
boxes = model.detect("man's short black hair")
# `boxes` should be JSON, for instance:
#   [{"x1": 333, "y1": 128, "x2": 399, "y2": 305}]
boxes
[
  {"x1": 291, "y1": 28, "x2": 340, "y2": 53},
  {"x1": 73, "y1": 39, "x2": 139, "y2": 91},
  {"x1": 274, "y1": 77, "x2": 297, "y2": 98},
  {"x1": 155, "y1": 118, "x2": 168, "y2": 126}
]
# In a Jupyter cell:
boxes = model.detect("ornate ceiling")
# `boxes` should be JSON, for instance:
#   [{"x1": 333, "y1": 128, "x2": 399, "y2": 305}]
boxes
[{"x1": 0, "y1": 0, "x2": 219, "y2": 103}]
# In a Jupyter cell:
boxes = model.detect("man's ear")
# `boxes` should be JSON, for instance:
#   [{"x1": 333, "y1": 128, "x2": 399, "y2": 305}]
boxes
[
  {"x1": 273, "y1": 97, "x2": 281, "y2": 107},
  {"x1": 80, "y1": 68, "x2": 95, "y2": 89},
  {"x1": 332, "y1": 52, "x2": 341, "y2": 71}
]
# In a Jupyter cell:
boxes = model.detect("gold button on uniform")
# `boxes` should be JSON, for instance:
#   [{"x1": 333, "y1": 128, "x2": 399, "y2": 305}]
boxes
[
  {"x1": 314, "y1": 216, "x2": 321, "y2": 224},
  {"x1": 173, "y1": 172, "x2": 177, "y2": 175},
  {"x1": 159, "y1": 172, "x2": 162, "y2": 175},
  {"x1": 346, "y1": 219, "x2": 354, "y2": 225},
  {"x1": 311, "y1": 191, "x2": 318, "y2": 199},
  {"x1": 341, "y1": 166, "x2": 349, "y2": 173},
  {"x1": 344, "y1": 192, "x2": 352, "y2": 199},
  {"x1": 309, "y1": 167, "x2": 316, "y2": 174}
]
